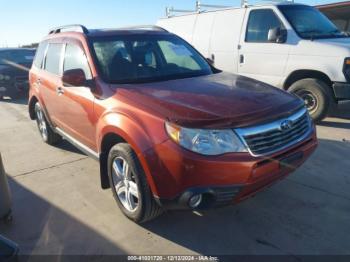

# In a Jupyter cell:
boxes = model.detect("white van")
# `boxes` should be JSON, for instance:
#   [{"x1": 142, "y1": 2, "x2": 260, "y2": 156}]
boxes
[{"x1": 157, "y1": 3, "x2": 350, "y2": 122}]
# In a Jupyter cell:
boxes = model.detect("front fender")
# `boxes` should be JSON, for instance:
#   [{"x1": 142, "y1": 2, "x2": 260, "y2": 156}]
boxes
[{"x1": 96, "y1": 111, "x2": 167, "y2": 196}]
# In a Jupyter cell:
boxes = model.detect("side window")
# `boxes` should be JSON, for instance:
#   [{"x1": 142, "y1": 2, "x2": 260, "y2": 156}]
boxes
[
  {"x1": 44, "y1": 43, "x2": 63, "y2": 75},
  {"x1": 246, "y1": 9, "x2": 282, "y2": 43},
  {"x1": 63, "y1": 44, "x2": 92, "y2": 80},
  {"x1": 33, "y1": 41, "x2": 48, "y2": 68}
]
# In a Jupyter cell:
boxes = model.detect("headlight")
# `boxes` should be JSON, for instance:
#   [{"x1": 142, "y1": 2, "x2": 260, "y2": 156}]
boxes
[
  {"x1": 165, "y1": 122, "x2": 247, "y2": 156},
  {"x1": 344, "y1": 58, "x2": 350, "y2": 82}
]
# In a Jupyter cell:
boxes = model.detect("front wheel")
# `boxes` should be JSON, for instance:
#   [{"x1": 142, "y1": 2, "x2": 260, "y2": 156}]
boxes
[
  {"x1": 34, "y1": 102, "x2": 62, "y2": 145},
  {"x1": 289, "y1": 79, "x2": 333, "y2": 123},
  {"x1": 107, "y1": 143, "x2": 162, "y2": 223}
]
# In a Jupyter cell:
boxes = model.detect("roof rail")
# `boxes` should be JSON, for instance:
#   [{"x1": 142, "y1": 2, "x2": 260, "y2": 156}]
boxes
[
  {"x1": 166, "y1": 1, "x2": 233, "y2": 17},
  {"x1": 117, "y1": 25, "x2": 168, "y2": 32},
  {"x1": 48, "y1": 24, "x2": 89, "y2": 35},
  {"x1": 165, "y1": 0, "x2": 295, "y2": 17}
]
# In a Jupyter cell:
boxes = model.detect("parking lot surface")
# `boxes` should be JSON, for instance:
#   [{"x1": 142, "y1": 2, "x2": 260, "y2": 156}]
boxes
[{"x1": 0, "y1": 98, "x2": 349, "y2": 256}]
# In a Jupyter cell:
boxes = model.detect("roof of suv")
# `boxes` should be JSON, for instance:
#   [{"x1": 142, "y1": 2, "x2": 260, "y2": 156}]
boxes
[{"x1": 46, "y1": 25, "x2": 170, "y2": 39}]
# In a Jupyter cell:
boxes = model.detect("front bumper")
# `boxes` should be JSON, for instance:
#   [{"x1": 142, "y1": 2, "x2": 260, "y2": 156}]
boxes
[
  {"x1": 333, "y1": 82, "x2": 350, "y2": 100},
  {"x1": 146, "y1": 130, "x2": 318, "y2": 210}
]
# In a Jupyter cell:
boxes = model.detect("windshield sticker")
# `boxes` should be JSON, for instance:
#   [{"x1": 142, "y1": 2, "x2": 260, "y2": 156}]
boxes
[
  {"x1": 169, "y1": 44, "x2": 192, "y2": 56},
  {"x1": 25, "y1": 56, "x2": 34, "y2": 60}
]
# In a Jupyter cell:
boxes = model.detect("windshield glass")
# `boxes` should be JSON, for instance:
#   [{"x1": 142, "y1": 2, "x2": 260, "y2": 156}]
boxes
[
  {"x1": 278, "y1": 5, "x2": 347, "y2": 40},
  {"x1": 0, "y1": 49, "x2": 35, "y2": 65},
  {"x1": 90, "y1": 34, "x2": 213, "y2": 84}
]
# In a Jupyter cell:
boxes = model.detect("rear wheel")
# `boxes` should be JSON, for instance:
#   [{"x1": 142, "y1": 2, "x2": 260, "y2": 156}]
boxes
[
  {"x1": 107, "y1": 143, "x2": 162, "y2": 223},
  {"x1": 34, "y1": 102, "x2": 62, "y2": 145},
  {"x1": 289, "y1": 79, "x2": 333, "y2": 123}
]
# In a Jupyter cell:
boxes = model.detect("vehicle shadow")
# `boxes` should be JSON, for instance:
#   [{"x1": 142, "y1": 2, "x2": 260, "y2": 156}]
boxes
[
  {"x1": 0, "y1": 177, "x2": 126, "y2": 256},
  {"x1": 322, "y1": 101, "x2": 350, "y2": 129},
  {"x1": 55, "y1": 139, "x2": 87, "y2": 156},
  {"x1": 143, "y1": 138, "x2": 350, "y2": 255}
]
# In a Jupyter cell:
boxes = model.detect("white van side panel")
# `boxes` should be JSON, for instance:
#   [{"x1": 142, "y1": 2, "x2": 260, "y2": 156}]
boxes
[
  {"x1": 157, "y1": 16, "x2": 197, "y2": 44},
  {"x1": 192, "y1": 12, "x2": 216, "y2": 58},
  {"x1": 209, "y1": 9, "x2": 246, "y2": 74}
]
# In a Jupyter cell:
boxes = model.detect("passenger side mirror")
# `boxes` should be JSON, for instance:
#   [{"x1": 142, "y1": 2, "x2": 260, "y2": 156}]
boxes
[
  {"x1": 268, "y1": 27, "x2": 287, "y2": 43},
  {"x1": 62, "y1": 69, "x2": 87, "y2": 87}
]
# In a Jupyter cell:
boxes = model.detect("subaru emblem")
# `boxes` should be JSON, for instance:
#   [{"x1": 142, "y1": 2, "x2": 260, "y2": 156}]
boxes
[{"x1": 280, "y1": 120, "x2": 293, "y2": 132}]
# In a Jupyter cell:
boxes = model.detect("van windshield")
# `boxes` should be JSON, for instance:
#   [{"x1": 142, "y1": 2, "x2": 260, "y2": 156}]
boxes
[
  {"x1": 278, "y1": 5, "x2": 348, "y2": 40},
  {"x1": 90, "y1": 34, "x2": 213, "y2": 84}
]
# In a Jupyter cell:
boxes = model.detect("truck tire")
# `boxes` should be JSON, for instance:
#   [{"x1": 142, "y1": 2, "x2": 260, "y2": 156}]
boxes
[
  {"x1": 288, "y1": 79, "x2": 333, "y2": 123},
  {"x1": 34, "y1": 102, "x2": 62, "y2": 145},
  {"x1": 108, "y1": 143, "x2": 162, "y2": 223}
]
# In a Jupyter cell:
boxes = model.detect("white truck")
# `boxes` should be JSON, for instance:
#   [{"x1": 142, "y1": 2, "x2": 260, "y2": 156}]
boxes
[{"x1": 157, "y1": 2, "x2": 350, "y2": 122}]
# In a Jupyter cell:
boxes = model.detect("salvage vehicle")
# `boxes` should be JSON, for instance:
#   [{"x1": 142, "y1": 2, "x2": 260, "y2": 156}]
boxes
[
  {"x1": 158, "y1": 2, "x2": 350, "y2": 122},
  {"x1": 28, "y1": 25, "x2": 318, "y2": 223},
  {"x1": 0, "y1": 48, "x2": 35, "y2": 99}
]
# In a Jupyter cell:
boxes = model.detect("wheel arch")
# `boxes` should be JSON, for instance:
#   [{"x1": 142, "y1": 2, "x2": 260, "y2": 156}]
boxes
[
  {"x1": 28, "y1": 96, "x2": 39, "y2": 120},
  {"x1": 283, "y1": 70, "x2": 333, "y2": 91},
  {"x1": 97, "y1": 113, "x2": 160, "y2": 197}
]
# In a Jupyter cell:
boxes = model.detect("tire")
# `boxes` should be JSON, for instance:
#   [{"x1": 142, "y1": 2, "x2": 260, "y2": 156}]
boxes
[
  {"x1": 34, "y1": 102, "x2": 62, "y2": 145},
  {"x1": 288, "y1": 78, "x2": 333, "y2": 123},
  {"x1": 107, "y1": 143, "x2": 162, "y2": 223}
]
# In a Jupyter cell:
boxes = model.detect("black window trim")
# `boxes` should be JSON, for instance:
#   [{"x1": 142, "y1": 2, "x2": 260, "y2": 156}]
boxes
[{"x1": 244, "y1": 8, "x2": 286, "y2": 43}]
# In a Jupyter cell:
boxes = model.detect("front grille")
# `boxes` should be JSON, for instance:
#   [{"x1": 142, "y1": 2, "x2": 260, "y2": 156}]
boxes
[{"x1": 236, "y1": 108, "x2": 312, "y2": 156}]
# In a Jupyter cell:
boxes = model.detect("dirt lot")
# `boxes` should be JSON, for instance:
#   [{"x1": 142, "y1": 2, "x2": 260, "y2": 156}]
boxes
[{"x1": 0, "y1": 98, "x2": 349, "y2": 256}]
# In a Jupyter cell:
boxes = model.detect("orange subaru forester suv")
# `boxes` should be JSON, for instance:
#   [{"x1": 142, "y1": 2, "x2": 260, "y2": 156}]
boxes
[{"x1": 28, "y1": 25, "x2": 318, "y2": 223}]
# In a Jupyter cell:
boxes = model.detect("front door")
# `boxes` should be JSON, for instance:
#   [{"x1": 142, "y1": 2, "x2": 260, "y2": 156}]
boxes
[
  {"x1": 55, "y1": 42, "x2": 96, "y2": 151},
  {"x1": 238, "y1": 8, "x2": 291, "y2": 88}
]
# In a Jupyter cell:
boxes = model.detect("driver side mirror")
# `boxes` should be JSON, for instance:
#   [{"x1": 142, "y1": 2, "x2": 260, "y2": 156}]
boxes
[
  {"x1": 62, "y1": 69, "x2": 87, "y2": 87},
  {"x1": 268, "y1": 27, "x2": 287, "y2": 43}
]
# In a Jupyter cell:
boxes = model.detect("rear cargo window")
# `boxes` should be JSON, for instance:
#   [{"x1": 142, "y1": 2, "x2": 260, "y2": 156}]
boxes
[{"x1": 44, "y1": 43, "x2": 63, "y2": 75}]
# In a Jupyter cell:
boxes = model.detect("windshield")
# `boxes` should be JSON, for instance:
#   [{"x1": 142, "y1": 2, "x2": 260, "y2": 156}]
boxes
[
  {"x1": 278, "y1": 5, "x2": 347, "y2": 40},
  {"x1": 90, "y1": 34, "x2": 213, "y2": 84},
  {"x1": 0, "y1": 49, "x2": 35, "y2": 65}
]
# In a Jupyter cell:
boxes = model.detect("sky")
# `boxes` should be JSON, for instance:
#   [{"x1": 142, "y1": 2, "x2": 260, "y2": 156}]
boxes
[{"x1": 0, "y1": 0, "x2": 341, "y2": 47}]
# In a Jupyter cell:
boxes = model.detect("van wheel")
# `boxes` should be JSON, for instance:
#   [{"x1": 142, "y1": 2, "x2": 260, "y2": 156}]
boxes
[
  {"x1": 289, "y1": 79, "x2": 333, "y2": 123},
  {"x1": 34, "y1": 102, "x2": 62, "y2": 145},
  {"x1": 107, "y1": 143, "x2": 162, "y2": 223}
]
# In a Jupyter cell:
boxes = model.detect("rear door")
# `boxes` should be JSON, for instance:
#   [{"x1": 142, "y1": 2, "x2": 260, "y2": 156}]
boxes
[
  {"x1": 55, "y1": 40, "x2": 96, "y2": 150},
  {"x1": 40, "y1": 42, "x2": 65, "y2": 125},
  {"x1": 238, "y1": 8, "x2": 291, "y2": 87}
]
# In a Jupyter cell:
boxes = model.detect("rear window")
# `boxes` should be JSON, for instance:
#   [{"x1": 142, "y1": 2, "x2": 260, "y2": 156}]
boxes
[
  {"x1": 0, "y1": 49, "x2": 35, "y2": 65},
  {"x1": 33, "y1": 42, "x2": 48, "y2": 68},
  {"x1": 44, "y1": 44, "x2": 64, "y2": 75}
]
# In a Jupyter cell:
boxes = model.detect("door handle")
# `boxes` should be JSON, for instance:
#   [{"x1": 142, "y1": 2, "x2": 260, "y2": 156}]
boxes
[
  {"x1": 56, "y1": 87, "x2": 64, "y2": 95},
  {"x1": 240, "y1": 54, "x2": 245, "y2": 64}
]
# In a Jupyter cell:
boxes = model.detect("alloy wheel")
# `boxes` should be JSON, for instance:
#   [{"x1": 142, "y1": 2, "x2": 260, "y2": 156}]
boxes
[
  {"x1": 35, "y1": 104, "x2": 48, "y2": 141},
  {"x1": 112, "y1": 156, "x2": 140, "y2": 212}
]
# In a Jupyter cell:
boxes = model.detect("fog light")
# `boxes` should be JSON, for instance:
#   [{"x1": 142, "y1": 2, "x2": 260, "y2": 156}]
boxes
[{"x1": 188, "y1": 194, "x2": 203, "y2": 208}]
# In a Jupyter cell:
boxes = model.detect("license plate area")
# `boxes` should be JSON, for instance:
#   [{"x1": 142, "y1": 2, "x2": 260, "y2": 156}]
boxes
[{"x1": 280, "y1": 152, "x2": 303, "y2": 170}]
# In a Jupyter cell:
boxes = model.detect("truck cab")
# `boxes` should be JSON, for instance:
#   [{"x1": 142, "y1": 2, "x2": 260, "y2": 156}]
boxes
[{"x1": 158, "y1": 3, "x2": 350, "y2": 122}]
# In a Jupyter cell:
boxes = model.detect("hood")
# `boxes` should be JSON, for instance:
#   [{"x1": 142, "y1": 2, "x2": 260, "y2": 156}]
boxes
[
  {"x1": 115, "y1": 73, "x2": 304, "y2": 128},
  {"x1": 295, "y1": 38, "x2": 350, "y2": 57}
]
